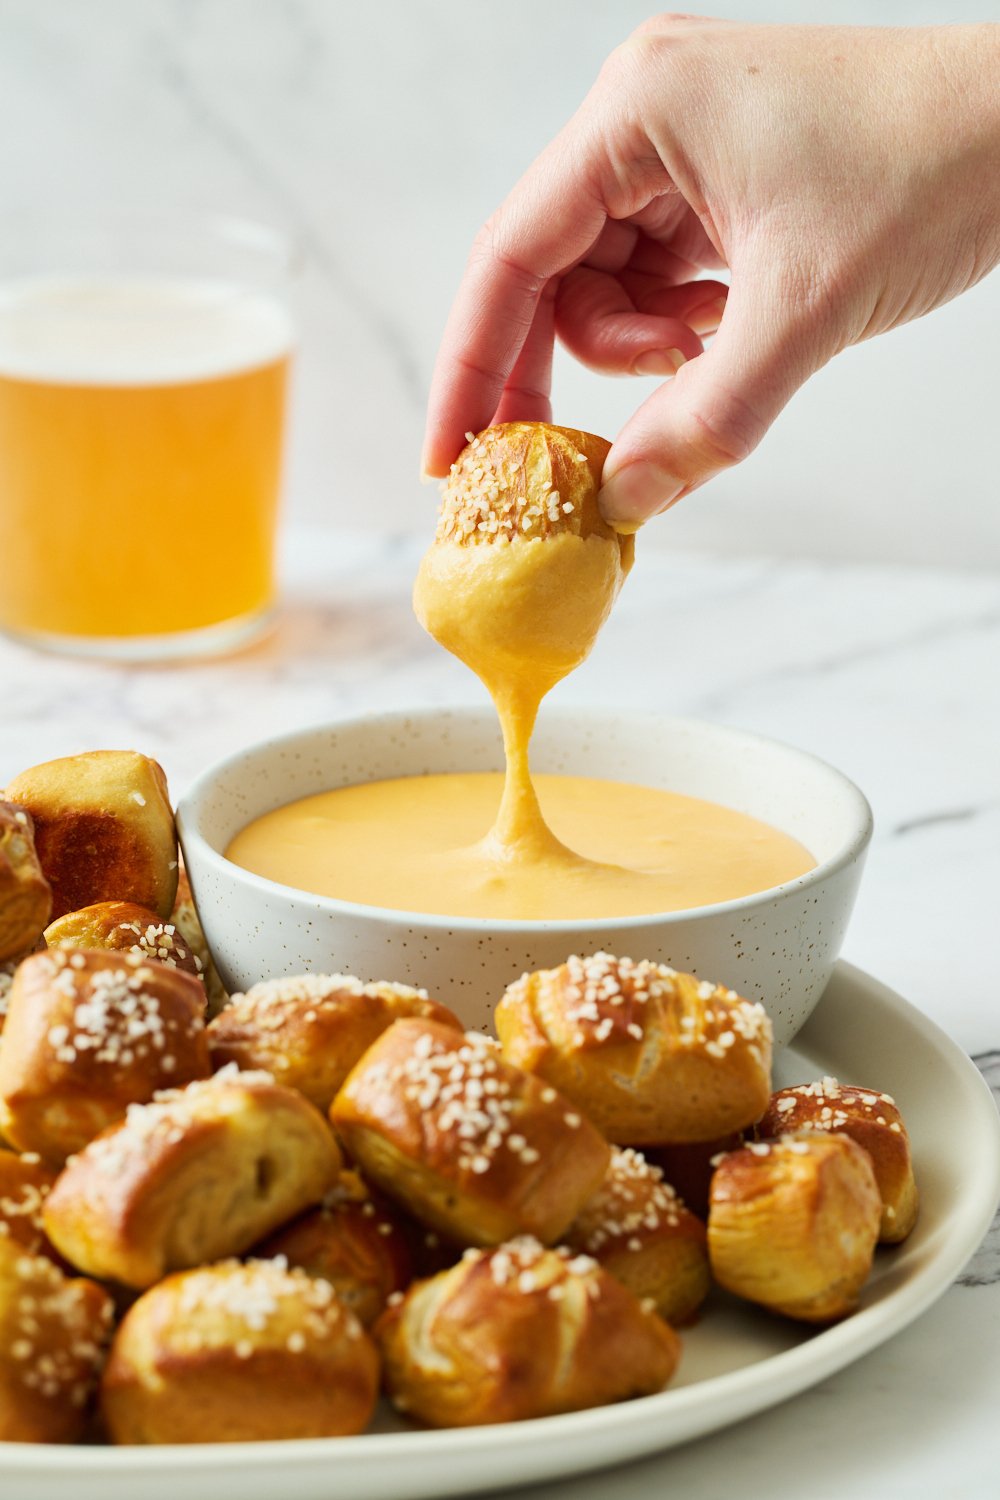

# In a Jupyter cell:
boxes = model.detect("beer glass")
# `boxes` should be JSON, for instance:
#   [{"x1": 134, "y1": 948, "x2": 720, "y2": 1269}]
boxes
[{"x1": 0, "y1": 216, "x2": 293, "y2": 658}]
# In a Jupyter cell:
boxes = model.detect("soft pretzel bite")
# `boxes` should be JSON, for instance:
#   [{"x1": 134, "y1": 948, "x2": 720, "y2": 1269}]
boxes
[
  {"x1": 563, "y1": 1147, "x2": 709, "y2": 1324},
  {"x1": 208, "y1": 973, "x2": 461, "y2": 1113},
  {"x1": 0, "y1": 801, "x2": 52, "y2": 962},
  {"x1": 0, "y1": 949, "x2": 210, "y2": 1165},
  {"x1": 45, "y1": 901, "x2": 203, "y2": 981},
  {"x1": 708, "y1": 1132, "x2": 881, "y2": 1322},
  {"x1": 376, "y1": 1236, "x2": 679, "y2": 1427},
  {"x1": 0, "y1": 959, "x2": 16, "y2": 1036},
  {"x1": 0, "y1": 1237, "x2": 113, "y2": 1442},
  {"x1": 496, "y1": 953, "x2": 772, "y2": 1144},
  {"x1": 5, "y1": 750, "x2": 178, "y2": 921},
  {"x1": 43, "y1": 1066, "x2": 341, "y2": 1288},
  {"x1": 758, "y1": 1078, "x2": 918, "y2": 1243},
  {"x1": 331, "y1": 1019, "x2": 610, "y2": 1247},
  {"x1": 101, "y1": 1258, "x2": 378, "y2": 1444},
  {"x1": 645, "y1": 1133, "x2": 746, "y2": 1220},
  {"x1": 0, "y1": 1149, "x2": 60, "y2": 1261},
  {"x1": 257, "y1": 1169, "x2": 412, "y2": 1327},
  {"x1": 169, "y1": 868, "x2": 227, "y2": 1016}
]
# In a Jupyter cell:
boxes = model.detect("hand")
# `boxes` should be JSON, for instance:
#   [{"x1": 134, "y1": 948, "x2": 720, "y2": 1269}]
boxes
[{"x1": 422, "y1": 16, "x2": 1000, "y2": 529}]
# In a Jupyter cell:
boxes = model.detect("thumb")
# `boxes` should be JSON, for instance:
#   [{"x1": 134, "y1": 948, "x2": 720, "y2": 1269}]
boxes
[{"x1": 598, "y1": 272, "x2": 829, "y2": 530}]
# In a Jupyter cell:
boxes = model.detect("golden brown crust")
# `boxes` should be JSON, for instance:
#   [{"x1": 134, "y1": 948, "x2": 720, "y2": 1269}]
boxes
[
  {"x1": 644, "y1": 1132, "x2": 746, "y2": 1220},
  {"x1": 43, "y1": 1068, "x2": 342, "y2": 1288},
  {"x1": 0, "y1": 802, "x2": 52, "y2": 963},
  {"x1": 0, "y1": 1149, "x2": 60, "y2": 1261},
  {"x1": 376, "y1": 1238, "x2": 679, "y2": 1426},
  {"x1": 331, "y1": 1019, "x2": 610, "y2": 1247},
  {"x1": 0, "y1": 1237, "x2": 114, "y2": 1442},
  {"x1": 563, "y1": 1148, "x2": 709, "y2": 1324},
  {"x1": 758, "y1": 1079, "x2": 918, "y2": 1243},
  {"x1": 0, "y1": 949, "x2": 210, "y2": 1165},
  {"x1": 707, "y1": 1132, "x2": 882, "y2": 1322},
  {"x1": 496, "y1": 953, "x2": 773, "y2": 1145},
  {"x1": 257, "y1": 1170, "x2": 412, "y2": 1327},
  {"x1": 101, "y1": 1258, "x2": 379, "y2": 1443},
  {"x1": 5, "y1": 751, "x2": 178, "y2": 921},
  {"x1": 209, "y1": 974, "x2": 461, "y2": 1113},
  {"x1": 45, "y1": 901, "x2": 203, "y2": 981}
]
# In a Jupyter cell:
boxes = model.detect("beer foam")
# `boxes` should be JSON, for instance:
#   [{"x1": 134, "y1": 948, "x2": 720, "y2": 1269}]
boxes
[{"x1": 0, "y1": 276, "x2": 293, "y2": 385}]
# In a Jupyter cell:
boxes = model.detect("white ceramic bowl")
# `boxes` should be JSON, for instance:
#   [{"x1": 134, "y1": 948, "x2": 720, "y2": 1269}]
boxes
[{"x1": 176, "y1": 707, "x2": 872, "y2": 1046}]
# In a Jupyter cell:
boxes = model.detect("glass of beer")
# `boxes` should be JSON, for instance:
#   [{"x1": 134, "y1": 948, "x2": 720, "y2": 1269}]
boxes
[{"x1": 0, "y1": 215, "x2": 293, "y2": 658}]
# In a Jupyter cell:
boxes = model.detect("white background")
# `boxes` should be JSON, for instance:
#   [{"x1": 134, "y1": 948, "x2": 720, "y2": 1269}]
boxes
[{"x1": 1, "y1": 0, "x2": 998, "y2": 566}]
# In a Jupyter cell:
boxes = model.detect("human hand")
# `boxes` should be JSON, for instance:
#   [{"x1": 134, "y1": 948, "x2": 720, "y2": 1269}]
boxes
[{"x1": 422, "y1": 16, "x2": 1000, "y2": 528}]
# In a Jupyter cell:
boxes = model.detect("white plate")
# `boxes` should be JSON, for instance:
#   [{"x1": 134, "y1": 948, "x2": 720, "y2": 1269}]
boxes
[{"x1": 5, "y1": 961, "x2": 999, "y2": 1500}]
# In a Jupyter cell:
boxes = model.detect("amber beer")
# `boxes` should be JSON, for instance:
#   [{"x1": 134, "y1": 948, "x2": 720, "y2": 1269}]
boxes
[{"x1": 0, "y1": 276, "x2": 291, "y2": 647}]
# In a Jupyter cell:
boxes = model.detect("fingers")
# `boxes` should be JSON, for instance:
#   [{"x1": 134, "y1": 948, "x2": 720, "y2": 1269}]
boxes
[
  {"x1": 555, "y1": 267, "x2": 705, "y2": 375},
  {"x1": 421, "y1": 128, "x2": 609, "y2": 477},
  {"x1": 598, "y1": 272, "x2": 830, "y2": 529},
  {"x1": 491, "y1": 281, "x2": 556, "y2": 427}
]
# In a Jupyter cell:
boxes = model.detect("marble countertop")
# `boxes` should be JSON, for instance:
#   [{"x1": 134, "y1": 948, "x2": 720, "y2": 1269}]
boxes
[{"x1": 3, "y1": 525, "x2": 999, "y2": 1497}]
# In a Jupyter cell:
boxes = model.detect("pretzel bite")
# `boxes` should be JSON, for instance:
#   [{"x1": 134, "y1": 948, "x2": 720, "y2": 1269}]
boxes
[
  {"x1": 102, "y1": 1257, "x2": 378, "y2": 1443},
  {"x1": 45, "y1": 901, "x2": 203, "y2": 981},
  {"x1": 645, "y1": 1133, "x2": 746, "y2": 1220},
  {"x1": 43, "y1": 1066, "x2": 342, "y2": 1288},
  {"x1": 376, "y1": 1236, "x2": 679, "y2": 1427},
  {"x1": 170, "y1": 868, "x2": 227, "y2": 1016},
  {"x1": 0, "y1": 1149, "x2": 60, "y2": 1261},
  {"x1": 0, "y1": 1237, "x2": 113, "y2": 1442},
  {"x1": 0, "y1": 949, "x2": 210, "y2": 1165},
  {"x1": 331, "y1": 1019, "x2": 610, "y2": 1247},
  {"x1": 563, "y1": 1148, "x2": 709, "y2": 1324},
  {"x1": 209, "y1": 974, "x2": 461, "y2": 1113},
  {"x1": 5, "y1": 750, "x2": 178, "y2": 921},
  {"x1": 0, "y1": 959, "x2": 16, "y2": 1036},
  {"x1": 708, "y1": 1132, "x2": 881, "y2": 1322},
  {"x1": 257, "y1": 1169, "x2": 412, "y2": 1327},
  {"x1": 0, "y1": 801, "x2": 52, "y2": 962},
  {"x1": 758, "y1": 1078, "x2": 918, "y2": 1243},
  {"x1": 496, "y1": 953, "x2": 773, "y2": 1145}
]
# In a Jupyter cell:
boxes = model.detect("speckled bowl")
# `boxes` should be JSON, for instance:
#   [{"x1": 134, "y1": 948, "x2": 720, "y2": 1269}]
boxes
[{"x1": 176, "y1": 707, "x2": 872, "y2": 1046}]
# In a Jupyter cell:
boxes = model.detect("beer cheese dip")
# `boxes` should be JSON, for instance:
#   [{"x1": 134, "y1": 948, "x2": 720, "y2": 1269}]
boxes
[{"x1": 227, "y1": 424, "x2": 814, "y2": 920}]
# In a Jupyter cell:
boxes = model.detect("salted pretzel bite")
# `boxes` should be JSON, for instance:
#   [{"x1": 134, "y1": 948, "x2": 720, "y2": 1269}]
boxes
[
  {"x1": 496, "y1": 952, "x2": 772, "y2": 1144},
  {"x1": 257, "y1": 1169, "x2": 412, "y2": 1327},
  {"x1": 708, "y1": 1132, "x2": 881, "y2": 1322},
  {"x1": 645, "y1": 1133, "x2": 746, "y2": 1219},
  {"x1": 563, "y1": 1147, "x2": 709, "y2": 1324},
  {"x1": 208, "y1": 973, "x2": 460, "y2": 1112},
  {"x1": 5, "y1": 750, "x2": 178, "y2": 921},
  {"x1": 0, "y1": 959, "x2": 16, "y2": 1036},
  {"x1": 45, "y1": 901, "x2": 203, "y2": 981},
  {"x1": 758, "y1": 1078, "x2": 918, "y2": 1243},
  {"x1": 43, "y1": 1066, "x2": 341, "y2": 1288},
  {"x1": 331, "y1": 1019, "x2": 610, "y2": 1247},
  {"x1": 0, "y1": 1149, "x2": 60, "y2": 1261},
  {"x1": 0, "y1": 1237, "x2": 113, "y2": 1442},
  {"x1": 170, "y1": 868, "x2": 227, "y2": 1016},
  {"x1": 0, "y1": 801, "x2": 51, "y2": 962},
  {"x1": 376, "y1": 1236, "x2": 679, "y2": 1427},
  {"x1": 102, "y1": 1257, "x2": 378, "y2": 1444},
  {"x1": 0, "y1": 948, "x2": 210, "y2": 1165}
]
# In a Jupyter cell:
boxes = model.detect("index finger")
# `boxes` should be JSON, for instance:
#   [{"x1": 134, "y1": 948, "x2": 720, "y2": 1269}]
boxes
[{"x1": 421, "y1": 125, "x2": 609, "y2": 477}]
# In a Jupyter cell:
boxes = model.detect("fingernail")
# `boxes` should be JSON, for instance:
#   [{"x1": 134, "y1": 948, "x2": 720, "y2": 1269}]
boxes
[
  {"x1": 686, "y1": 296, "x2": 728, "y2": 335},
  {"x1": 599, "y1": 462, "x2": 685, "y2": 529},
  {"x1": 632, "y1": 348, "x2": 687, "y2": 377}
]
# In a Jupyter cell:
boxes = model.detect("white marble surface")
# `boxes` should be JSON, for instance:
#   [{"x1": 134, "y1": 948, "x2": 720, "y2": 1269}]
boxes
[
  {"x1": 2, "y1": 526, "x2": 999, "y2": 1496},
  {"x1": 1, "y1": 0, "x2": 999, "y2": 567}
]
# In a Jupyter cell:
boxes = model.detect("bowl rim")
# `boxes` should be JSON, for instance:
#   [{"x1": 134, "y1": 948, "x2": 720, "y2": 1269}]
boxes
[{"x1": 176, "y1": 705, "x2": 874, "y2": 934}]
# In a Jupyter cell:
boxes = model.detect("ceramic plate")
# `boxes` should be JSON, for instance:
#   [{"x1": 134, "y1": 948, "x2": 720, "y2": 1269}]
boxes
[{"x1": 5, "y1": 961, "x2": 999, "y2": 1500}]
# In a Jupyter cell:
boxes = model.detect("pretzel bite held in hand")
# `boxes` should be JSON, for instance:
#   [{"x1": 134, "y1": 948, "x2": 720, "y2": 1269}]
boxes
[
  {"x1": 0, "y1": 949, "x2": 210, "y2": 1165},
  {"x1": 708, "y1": 1132, "x2": 881, "y2": 1322},
  {"x1": 497, "y1": 953, "x2": 772, "y2": 1145},
  {"x1": 5, "y1": 750, "x2": 178, "y2": 921},
  {"x1": 0, "y1": 1149, "x2": 60, "y2": 1260},
  {"x1": 0, "y1": 1237, "x2": 113, "y2": 1443},
  {"x1": 758, "y1": 1079, "x2": 918, "y2": 1243},
  {"x1": 102, "y1": 1258, "x2": 378, "y2": 1444},
  {"x1": 45, "y1": 901, "x2": 203, "y2": 981},
  {"x1": 209, "y1": 974, "x2": 460, "y2": 1113},
  {"x1": 563, "y1": 1148, "x2": 709, "y2": 1324},
  {"x1": 0, "y1": 801, "x2": 51, "y2": 963},
  {"x1": 376, "y1": 1237, "x2": 679, "y2": 1427},
  {"x1": 43, "y1": 1066, "x2": 341, "y2": 1288},
  {"x1": 331, "y1": 1019, "x2": 610, "y2": 1247},
  {"x1": 257, "y1": 1169, "x2": 412, "y2": 1327}
]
